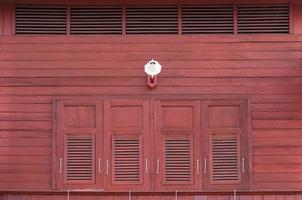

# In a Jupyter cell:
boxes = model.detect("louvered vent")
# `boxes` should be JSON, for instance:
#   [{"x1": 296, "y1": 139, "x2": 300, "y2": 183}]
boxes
[
  {"x1": 126, "y1": 6, "x2": 178, "y2": 34},
  {"x1": 66, "y1": 135, "x2": 94, "y2": 181},
  {"x1": 113, "y1": 138, "x2": 140, "y2": 182},
  {"x1": 182, "y1": 5, "x2": 234, "y2": 34},
  {"x1": 212, "y1": 134, "x2": 239, "y2": 182},
  {"x1": 238, "y1": 4, "x2": 289, "y2": 33},
  {"x1": 71, "y1": 6, "x2": 122, "y2": 34},
  {"x1": 165, "y1": 138, "x2": 191, "y2": 182},
  {"x1": 16, "y1": 5, "x2": 67, "y2": 34}
]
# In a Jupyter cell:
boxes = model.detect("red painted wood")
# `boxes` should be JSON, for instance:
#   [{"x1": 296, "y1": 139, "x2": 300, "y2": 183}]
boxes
[
  {"x1": 292, "y1": 3, "x2": 302, "y2": 34},
  {"x1": 2, "y1": 4, "x2": 13, "y2": 35},
  {"x1": 154, "y1": 100, "x2": 201, "y2": 190},
  {"x1": 104, "y1": 99, "x2": 150, "y2": 191},
  {"x1": 0, "y1": 5, "x2": 3, "y2": 35},
  {"x1": 0, "y1": 0, "x2": 302, "y2": 194},
  {"x1": 203, "y1": 100, "x2": 249, "y2": 190},
  {"x1": 56, "y1": 100, "x2": 103, "y2": 189}
]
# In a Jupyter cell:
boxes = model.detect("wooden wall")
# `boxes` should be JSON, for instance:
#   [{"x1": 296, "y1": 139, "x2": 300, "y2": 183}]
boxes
[
  {"x1": 0, "y1": 0, "x2": 302, "y2": 196},
  {"x1": 0, "y1": 34, "x2": 301, "y2": 191},
  {"x1": 2, "y1": 193, "x2": 302, "y2": 200}
]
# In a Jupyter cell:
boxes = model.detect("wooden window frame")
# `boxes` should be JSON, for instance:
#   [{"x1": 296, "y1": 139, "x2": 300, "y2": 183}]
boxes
[
  {"x1": 53, "y1": 96, "x2": 251, "y2": 191},
  {"x1": 201, "y1": 99, "x2": 251, "y2": 190},
  {"x1": 53, "y1": 99, "x2": 104, "y2": 190}
]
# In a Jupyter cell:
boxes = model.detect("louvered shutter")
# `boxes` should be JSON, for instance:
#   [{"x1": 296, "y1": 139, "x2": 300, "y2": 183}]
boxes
[
  {"x1": 56, "y1": 100, "x2": 103, "y2": 189},
  {"x1": 203, "y1": 100, "x2": 249, "y2": 190},
  {"x1": 155, "y1": 100, "x2": 201, "y2": 190},
  {"x1": 238, "y1": 4, "x2": 289, "y2": 33},
  {"x1": 126, "y1": 6, "x2": 178, "y2": 34},
  {"x1": 165, "y1": 138, "x2": 192, "y2": 182},
  {"x1": 113, "y1": 136, "x2": 141, "y2": 183},
  {"x1": 16, "y1": 5, "x2": 67, "y2": 34},
  {"x1": 182, "y1": 5, "x2": 234, "y2": 34},
  {"x1": 211, "y1": 134, "x2": 239, "y2": 182},
  {"x1": 65, "y1": 134, "x2": 95, "y2": 182},
  {"x1": 104, "y1": 99, "x2": 150, "y2": 191},
  {"x1": 70, "y1": 6, "x2": 122, "y2": 34}
]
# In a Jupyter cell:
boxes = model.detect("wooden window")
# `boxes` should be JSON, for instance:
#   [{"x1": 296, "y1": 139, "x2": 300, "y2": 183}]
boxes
[
  {"x1": 182, "y1": 5, "x2": 234, "y2": 34},
  {"x1": 70, "y1": 6, "x2": 122, "y2": 34},
  {"x1": 237, "y1": 4, "x2": 290, "y2": 33},
  {"x1": 55, "y1": 100, "x2": 103, "y2": 189},
  {"x1": 202, "y1": 100, "x2": 249, "y2": 190},
  {"x1": 126, "y1": 6, "x2": 178, "y2": 34},
  {"x1": 104, "y1": 99, "x2": 150, "y2": 191},
  {"x1": 16, "y1": 5, "x2": 67, "y2": 34},
  {"x1": 55, "y1": 98, "x2": 250, "y2": 191},
  {"x1": 154, "y1": 100, "x2": 202, "y2": 190}
]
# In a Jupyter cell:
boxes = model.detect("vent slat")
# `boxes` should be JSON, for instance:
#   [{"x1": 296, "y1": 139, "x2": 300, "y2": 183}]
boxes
[
  {"x1": 238, "y1": 4, "x2": 289, "y2": 33},
  {"x1": 113, "y1": 137, "x2": 141, "y2": 182},
  {"x1": 165, "y1": 138, "x2": 191, "y2": 182},
  {"x1": 71, "y1": 6, "x2": 122, "y2": 34},
  {"x1": 211, "y1": 135, "x2": 239, "y2": 182},
  {"x1": 182, "y1": 5, "x2": 234, "y2": 34},
  {"x1": 66, "y1": 135, "x2": 94, "y2": 181},
  {"x1": 16, "y1": 5, "x2": 67, "y2": 34},
  {"x1": 126, "y1": 6, "x2": 178, "y2": 34}
]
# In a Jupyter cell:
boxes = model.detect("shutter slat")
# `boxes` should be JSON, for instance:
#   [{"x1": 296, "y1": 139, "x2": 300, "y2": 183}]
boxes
[
  {"x1": 71, "y1": 6, "x2": 122, "y2": 34},
  {"x1": 66, "y1": 135, "x2": 94, "y2": 181},
  {"x1": 211, "y1": 134, "x2": 239, "y2": 182},
  {"x1": 182, "y1": 5, "x2": 234, "y2": 34},
  {"x1": 16, "y1": 5, "x2": 67, "y2": 34},
  {"x1": 238, "y1": 4, "x2": 289, "y2": 33},
  {"x1": 165, "y1": 138, "x2": 191, "y2": 182},
  {"x1": 113, "y1": 137, "x2": 141, "y2": 182},
  {"x1": 126, "y1": 6, "x2": 178, "y2": 34}
]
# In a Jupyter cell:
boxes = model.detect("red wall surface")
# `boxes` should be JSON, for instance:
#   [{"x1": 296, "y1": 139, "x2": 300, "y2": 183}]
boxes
[{"x1": 0, "y1": 0, "x2": 302, "y2": 199}]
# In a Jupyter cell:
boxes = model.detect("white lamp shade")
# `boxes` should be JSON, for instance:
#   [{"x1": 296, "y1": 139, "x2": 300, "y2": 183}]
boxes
[{"x1": 144, "y1": 59, "x2": 162, "y2": 76}]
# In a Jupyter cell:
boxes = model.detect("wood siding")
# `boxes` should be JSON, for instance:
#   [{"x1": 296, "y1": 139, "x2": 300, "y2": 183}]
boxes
[
  {"x1": 0, "y1": 34, "x2": 301, "y2": 191},
  {"x1": 0, "y1": 0, "x2": 302, "y2": 197}
]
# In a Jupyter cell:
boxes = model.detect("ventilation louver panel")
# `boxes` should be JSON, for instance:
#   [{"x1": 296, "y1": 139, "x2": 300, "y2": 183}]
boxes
[
  {"x1": 16, "y1": 5, "x2": 67, "y2": 34},
  {"x1": 182, "y1": 5, "x2": 234, "y2": 34},
  {"x1": 126, "y1": 6, "x2": 178, "y2": 34},
  {"x1": 71, "y1": 6, "x2": 122, "y2": 34},
  {"x1": 66, "y1": 135, "x2": 94, "y2": 181},
  {"x1": 211, "y1": 134, "x2": 239, "y2": 182},
  {"x1": 113, "y1": 137, "x2": 140, "y2": 182},
  {"x1": 165, "y1": 138, "x2": 191, "y2": 182},
  {"x1": 238, "y1": 4, "x2": 289, "y2": 33}
]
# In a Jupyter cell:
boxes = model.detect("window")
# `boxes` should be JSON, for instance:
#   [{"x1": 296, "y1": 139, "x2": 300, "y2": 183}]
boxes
[
  {"x1": 55, "y1": 98, "x2": 249, "y2": 191},
  {"x1": 16, "y1": 4, "x2": 290, "y2": 35}
]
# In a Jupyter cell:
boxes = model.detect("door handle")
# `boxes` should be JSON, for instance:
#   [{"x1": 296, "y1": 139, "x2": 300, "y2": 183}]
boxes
[
  {"x1": 145, "y1": 159, "x2": 148, "y2": 174},
  {"x1": 203, "y1": 159, "x2": 207, "y2": 174},
  {"x1": 98, "y1": 158, "x2": 101, "y2": 174},
  {"x1": 59, "y1": 158, "x2": 63, "y2": 173},
  {"x1": 106, "y1": 160, "x2": 109, "y2": 175},
  {"x1": 156, "y1": 160, "x2": 160, "y2": 174},
  {"x1": 196, "y1": 159, "x2": 200, "y2": 174},
  {"x1": 242, "y1": 157, "x2": 246, "y2": 173}
]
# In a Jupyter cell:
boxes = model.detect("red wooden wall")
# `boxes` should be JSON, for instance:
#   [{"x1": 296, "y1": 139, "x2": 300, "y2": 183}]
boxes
[{"x1": 0, "y1": 0, "x2": 302, "y2": 199}]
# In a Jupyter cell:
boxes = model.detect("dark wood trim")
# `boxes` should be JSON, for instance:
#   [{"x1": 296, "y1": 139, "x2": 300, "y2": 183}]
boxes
[
  {"x1": 66, "y1": 4, "x2": 71, "y2": 35},
  {"x1": 233, "y1": 3, "x2": 237, "y2": 34},
  {"x1": 0, "y1": 190, "x2": 302, "y2": 195},
  {"x1": 122, "y1": 4, "x2": 126, "y2": 35}
]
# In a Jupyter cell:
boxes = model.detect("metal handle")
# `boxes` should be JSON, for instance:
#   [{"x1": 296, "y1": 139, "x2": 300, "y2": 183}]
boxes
[
  {"x1": 106, "y1": 160, "x2": 109, "y2": 175},
  {"x1": 98, "y1": 158, "x2": 101, "y2": 174},
  {"x1": 145, "y1": 159, "x2": 148, "y2": 174},
  {"x1": 196, "y1": 159, "x2": 200, "y2": 174},
  {"x1": 242, "y1": 157, "x2": 246, "y2": 173},
  {"x1": 203, "y1": 159, "x2": 207, "y2": 174},
  {"x1": 156, "y1": 160, "x2": 160, "y2": 174},
  {"x1": 59, "y1": 158, "x2": 63, "y2": 173}
]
